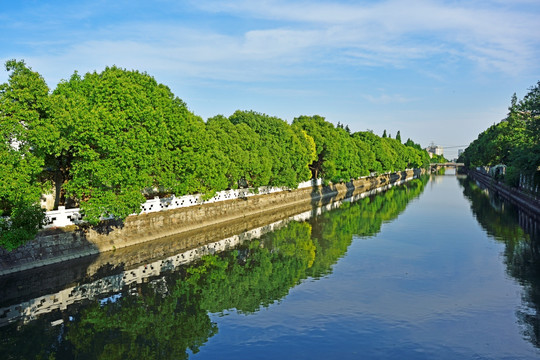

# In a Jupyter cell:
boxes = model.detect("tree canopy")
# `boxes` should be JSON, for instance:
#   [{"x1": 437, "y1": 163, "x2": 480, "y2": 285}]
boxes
[
  {"x1": 293, "y1": 116, "x2": 428, "y2": 182},
  {"x1": 0, "y1": 60, "x2": 48, "y2": 249},
  {"x1": 49, "y1": 66, "x2": 227, "y2": 223},
  {"x1": 228, "y1": 110, "x2": 315, "y2": 188},
  {"x1": 0, "y1": 60, "x2": 430, "y2": 250},
  {"x1": 459, "y1": 81, "x2": 540, "y2": 187}
]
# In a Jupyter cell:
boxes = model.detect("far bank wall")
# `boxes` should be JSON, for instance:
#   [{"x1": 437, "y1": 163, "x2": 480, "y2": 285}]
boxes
[{"x1": 467, "y1": 169, "x2": 540, "y2": 219}]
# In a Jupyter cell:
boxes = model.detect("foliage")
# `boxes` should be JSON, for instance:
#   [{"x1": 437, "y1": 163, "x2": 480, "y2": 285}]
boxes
[
  {"x1": 294, "y1": 116, "x2": 429, "y2": 182},
  {"x1": 355, "y1": 131, "x2": 394, "y2": 172},
  {"x1": 430, "y1": 153, "x2": 449, "y2": 163},
  {"x1": 0, "y1": 60, "x2": 50, "y2": 249},
  {"x1": 293, "y1": 115, "x2": 340, "y2": 180},
  {"x1": 206, "y1": 115, "x2": 272, "y2": 189},
  {"x1": 404, "y1": 138, "x2": 431, "y2": 168},
  {"x1": 0, "y1": 203, "x2": 45, "y2": 251},
  {"x1": 50, "y1": 67, "x2": 231, "y2": 224},
  {"x1": 0, "y1": 59, "x2": 430, "y2": 249},
  {"x1": 459, "y1": 81, "x2": 540, "y2": 188},
  {"x1": 229, "y1": 110, "x2": 315, "y2": 188}
]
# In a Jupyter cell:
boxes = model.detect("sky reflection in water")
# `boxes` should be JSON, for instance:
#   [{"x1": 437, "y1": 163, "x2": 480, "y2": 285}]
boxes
[{"x1": 194, "y1": 174, "x2": 540, "y2": 360}]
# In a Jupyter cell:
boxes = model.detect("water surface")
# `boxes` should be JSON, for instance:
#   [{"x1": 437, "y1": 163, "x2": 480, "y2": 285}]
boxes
[{"x1": 2, "y1": 173, "x2": 539, "y2": 359}]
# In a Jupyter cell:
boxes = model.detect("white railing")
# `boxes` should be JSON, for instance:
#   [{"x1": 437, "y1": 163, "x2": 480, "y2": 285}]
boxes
[
  {"x1": 42, "y1": 172, "x2": 419, "y2": 229},
  {"x1": 43, "y1": 179, "x2": 324, "y2": 229},
  {"x1": 44, "y1": 206, "x2": 84, "y2": 228}
]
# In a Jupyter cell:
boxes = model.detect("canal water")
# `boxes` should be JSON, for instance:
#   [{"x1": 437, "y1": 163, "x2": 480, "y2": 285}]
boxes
[{"x1": 2, "y1": 172, "x2": 540, "y2": 359}]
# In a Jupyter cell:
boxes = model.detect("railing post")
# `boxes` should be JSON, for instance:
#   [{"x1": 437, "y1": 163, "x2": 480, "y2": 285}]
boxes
[{"x1": 56, "y1": 206, "x2": 70, "y2": 227}]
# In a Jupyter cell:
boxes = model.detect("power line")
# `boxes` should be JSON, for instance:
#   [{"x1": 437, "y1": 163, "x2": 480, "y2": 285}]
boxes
[{"x1": 439, "y1": 145, "x2": 468, "y2": 149}]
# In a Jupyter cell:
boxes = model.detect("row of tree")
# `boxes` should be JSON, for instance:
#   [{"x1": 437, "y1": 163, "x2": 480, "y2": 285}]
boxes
[
  {"x1": 0, "y1": 60, "x2": 430, "y2": 250},
  {"x1": 458, "y1": 81, "x2": 540, "y2": 187}
]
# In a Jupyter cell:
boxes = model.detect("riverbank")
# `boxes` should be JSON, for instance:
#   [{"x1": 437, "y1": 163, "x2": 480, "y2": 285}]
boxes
[
  {"x1": 0, "y1": 169, "x2": 422, "y2": 276},
  {"x1": 466, "y1": 169, "x2": 540, "y2": 219}
]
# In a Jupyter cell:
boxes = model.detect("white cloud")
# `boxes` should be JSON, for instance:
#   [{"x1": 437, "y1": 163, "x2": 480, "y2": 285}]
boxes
[
  {"x1": 6, "y1": 24, "x2": 327, "y2": 87},
  {"x1": 0, "y1": 0, "x2": 536, "y2": 151},
  {"x1": 191, "y1": 0, "x2": 540, "y2": 74},
  {"x1": 2, "y1": 0, "x2": 538, "y2": 89}
]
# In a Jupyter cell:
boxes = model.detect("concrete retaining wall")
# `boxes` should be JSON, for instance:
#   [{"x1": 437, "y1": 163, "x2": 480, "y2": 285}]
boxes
[
  {"x1": 43, "y1": 179, "x2": 326, "y2": 228},
  {"x1": 0, "y1": 169, "x2": 421, "y2": 275},
  {"x1": 467, "y1": 169, "x2": 540, "y2": 219}
]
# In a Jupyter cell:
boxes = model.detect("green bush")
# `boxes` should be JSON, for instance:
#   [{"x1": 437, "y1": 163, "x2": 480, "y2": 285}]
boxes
[{"x1": 0, "y1": 203, "x2": 46, "y2": 251}]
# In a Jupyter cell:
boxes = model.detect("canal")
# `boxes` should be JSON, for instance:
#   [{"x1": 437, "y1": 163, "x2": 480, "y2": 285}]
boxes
[{"x1": 1, "y1": 172, "x2": 540, "y2": 359}]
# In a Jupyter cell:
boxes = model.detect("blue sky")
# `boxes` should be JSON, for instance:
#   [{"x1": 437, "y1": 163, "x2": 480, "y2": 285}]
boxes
[{"x1": 1, "y1": 0, "x2": 539, "y2": 158}]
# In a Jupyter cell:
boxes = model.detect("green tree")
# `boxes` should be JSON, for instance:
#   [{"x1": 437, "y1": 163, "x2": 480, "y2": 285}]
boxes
[
  {"x1": 230, "y1": 110, "x2": 314, "y2": 188},
  {"x1": 459, "y1": 81, "x2": 539, "y2": 188},
  {"x1": 0, "y1": 60, "x2": 48, "y2": 250},
  {"x1": 52, "y1": 67, "x2": 223, "y2": 224},
  {"x1": 351, "y1": 133, "x2": 376, "y2": 174},
  {"x1": 430, "y1": 153, "x2": 448, "y2": 164},
  {"x1": 0, "y1": 59, "x2": 432, "y2": 249},
  {"x1": 293, "y1": 115, "x2": 372, "y2": 182},
  {"x1": 293, "y1": 115, "x2": 339, "y2": 180},
  {"x1": 354, "y1": 131, "x2": 397, "y2": 172},
  {"x1": 384, "y1": 137, "x2": 407, "y2": 170},
  {"x1": 206, "y1": 115, "x2": 272, "y2": 189},
  {"x1": 404, "y1": 139, "x2": 433, "y2": 169}
]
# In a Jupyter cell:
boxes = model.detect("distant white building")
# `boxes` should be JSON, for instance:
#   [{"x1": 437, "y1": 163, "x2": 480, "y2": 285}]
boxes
[{"x1": 426, "y1": 145, "x2": 443, "y2": 158}]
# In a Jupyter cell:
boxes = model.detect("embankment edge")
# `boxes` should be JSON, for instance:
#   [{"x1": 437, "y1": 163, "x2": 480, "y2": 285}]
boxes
[{"x1": 0, "y1": 170, "x2": 422, "y2": 275}]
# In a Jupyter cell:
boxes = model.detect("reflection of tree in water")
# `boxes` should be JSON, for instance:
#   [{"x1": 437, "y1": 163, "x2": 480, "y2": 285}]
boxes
[
  {"x1": 0, "y1": 178, "x2": 427, "y2": 359},
  {"x1": 309, "y1": 177, "x2": 428, "y2": 277},
  {"x1": 1, "y1": 275, "x2": 219, "y2": 359},
  {"x1": 459, "y1": 177, "x2": 540, "y2": 348},
  {"x1": 1, "y1": 315, "x2": 63, "y2": 360},
  {"x1": 188, "y1": 221, "x2": 317, "y2": 315}
]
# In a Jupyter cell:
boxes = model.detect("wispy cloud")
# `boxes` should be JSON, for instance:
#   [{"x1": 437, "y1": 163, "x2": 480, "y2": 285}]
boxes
[
  {"x1": 0, "y1": 0, "x2": 538, "y2": 150},
  {"x1": 363, "y1": 93, "x2": 417, "y2": 104},
  {"x1": 10, "y1": 24, "x2": 327, "y2": 85},
  {"x1": 192, "y1": 0, "x2": 540, "y2": 73},
  {"x1": 2, "y1": 0, "x2": 538, "y2": 87}
]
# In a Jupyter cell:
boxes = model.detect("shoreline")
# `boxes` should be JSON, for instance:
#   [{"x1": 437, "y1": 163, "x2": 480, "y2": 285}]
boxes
[
  {"x1": 0, "y1": 169, "x2": 423, "y2": 276},
  {"x1": 466, "y1": 169, "x2": 540, "y2": 220}
]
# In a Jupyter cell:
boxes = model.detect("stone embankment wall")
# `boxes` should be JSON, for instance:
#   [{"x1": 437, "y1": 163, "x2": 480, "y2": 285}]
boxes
[
  {"x1": 467, "y1": 169, "x2": 540, "y2": 219},
  {"x1": 0, "y1": 169, "x2": 421, "y2": 275}
]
